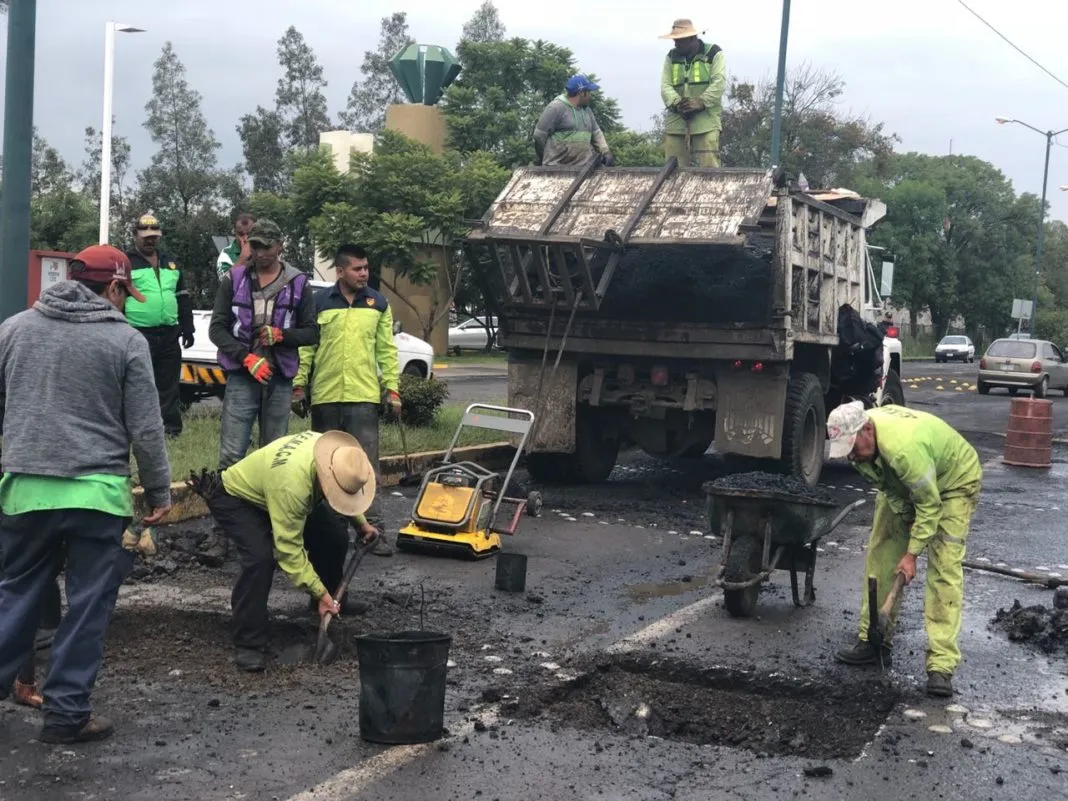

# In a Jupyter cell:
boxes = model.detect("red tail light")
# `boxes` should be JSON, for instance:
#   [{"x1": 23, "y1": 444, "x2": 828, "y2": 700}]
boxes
[
  {"x1": 651, "y1": 366, "x2": 669, "y2": 386},
  {"x1": 979, "y1": 357, "x2": 986, "y2": 369},
  {"x1": 751, "y1": 361, "x2": 764, "y2": 373},
  {"x1": 1031, "y1": 361, "x2": 1042, "y2": 374},
  {"x1": 886, "y1": 326, "x2": 898, "y2": 338},
  {"x1": 731, "y1": 360, "x2": 743, "y2": 370}
]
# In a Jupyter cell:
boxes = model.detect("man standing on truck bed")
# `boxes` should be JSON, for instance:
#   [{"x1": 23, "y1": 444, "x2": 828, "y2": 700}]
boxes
[
  {"x1": 659, "y1": 18, "x2": 726, "y2": 167},
  {"x1": 202, "y1": 219, "x2": 318, "y2": 566},
  {"x1": 825, "y1": 401, "x2": 982, "y2": 698},
  {"x1": 125, "y1": 213, "x2": 195, "y2": 439},
  {"x1": 533, "y1": 74, "x2": 615, "y2": 167},
  {"x1": 294, "y1": 245, "x2": 400, "y2": 557},
  {"x1": 0, "y1": 245, "x2": 172, "y2": 743}
]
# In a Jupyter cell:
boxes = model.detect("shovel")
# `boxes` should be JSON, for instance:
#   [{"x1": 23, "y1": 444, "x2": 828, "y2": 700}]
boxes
[
  {"x1": 962, "y1": 559, "x2": 1068, "y2": 589},
  {"x1": 313, "y1": 530, "x2": 380, "y2": 666},
  {"x1": 867, "y1": 572, "x2": 907, "y2": 671}
]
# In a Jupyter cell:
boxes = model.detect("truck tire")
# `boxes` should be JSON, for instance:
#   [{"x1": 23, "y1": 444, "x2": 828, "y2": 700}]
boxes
[
  {"x1": 780, "y1": 373, "x2": 826, "y2": 488},
  {"x1": 723, "y1": 534, "x2": 763, "y2": 618},
  {"x1": 880, "y1": 369, "x2": 905, "y2": 407},
  {"x1": 570, "y1": 410, "x2": 620, "y2": 483}
]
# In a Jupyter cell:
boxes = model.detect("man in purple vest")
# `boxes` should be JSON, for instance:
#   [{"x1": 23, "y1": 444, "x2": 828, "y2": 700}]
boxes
[{"x1": 203, "y1": 219, "x2": 318, "y2": 565}]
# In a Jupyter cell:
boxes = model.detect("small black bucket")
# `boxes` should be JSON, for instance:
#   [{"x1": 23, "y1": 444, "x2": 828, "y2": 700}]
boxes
[
  {"x1": 495, "y1": 552, "x2": 527, "y2": 592},
  {"x1": 354, "y1": 630, "x2": 452, "y2": 744}
]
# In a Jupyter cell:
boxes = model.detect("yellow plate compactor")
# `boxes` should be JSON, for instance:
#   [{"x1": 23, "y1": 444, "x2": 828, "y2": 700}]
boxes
[{"x1": 398, "y1": 403, "x2": 543, "y2": 559}]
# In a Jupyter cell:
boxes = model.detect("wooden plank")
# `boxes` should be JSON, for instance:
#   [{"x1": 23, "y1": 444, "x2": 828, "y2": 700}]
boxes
[
  {"x1": 538, "y1": 155, "x2": 602, "y2": 236},
  {"x1": 574, "y1": 244, "x2": 599, "y2": 308},
  {"x1": 618, "y1": 156, "x2": 678, "y2": 242},
  {"x1": 530, "y1": 245, "x2": 554, "y2": 305},
  {"x1": 549, "y1": 244, "x2": 576, "y2": 308},
  {"x1": 508, "y1": 244, "x2": 535, "y2": 305}
]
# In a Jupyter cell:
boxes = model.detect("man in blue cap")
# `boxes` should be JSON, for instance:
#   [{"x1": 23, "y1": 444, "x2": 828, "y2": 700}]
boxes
[{"x1": 533, "y1": 74, "x2": 614, "y2": 167}]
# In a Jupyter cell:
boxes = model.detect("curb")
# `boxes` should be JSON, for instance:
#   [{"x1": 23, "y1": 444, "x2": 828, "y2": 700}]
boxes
[{"x1": 133, "y1": 442, "x2": 514, "y2": 525}]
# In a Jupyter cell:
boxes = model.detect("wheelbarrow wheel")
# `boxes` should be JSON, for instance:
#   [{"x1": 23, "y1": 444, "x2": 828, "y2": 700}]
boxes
[{"x1": 723, "y1": 534, "x2": 762, "y2": 618}]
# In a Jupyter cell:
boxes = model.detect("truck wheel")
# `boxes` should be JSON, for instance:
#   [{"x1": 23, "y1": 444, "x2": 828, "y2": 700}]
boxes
[
  {"x1": 570, "y1": 411, "x2": 620, "y2": 483},
  {"x1": 880, "y1": 369, "x2": 905, "y2": 407},
  {"x1": 723, "y1": 534, "x2": 763, "y2": 618},
  {"x1": 780, "y1": 373, "x2": 826, "y2": 488}
]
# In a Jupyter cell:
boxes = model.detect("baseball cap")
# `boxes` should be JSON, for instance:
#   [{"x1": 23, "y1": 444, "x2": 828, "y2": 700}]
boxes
[
  {"x1": 69, "y1": 245, "x2": 146, "y2": 302},
  {"x1": 566, "y1": 74, "x2": 600, "y2": 94},
  {"x1": 825, "y1": 400, "x2": 868, "y2": 459},
  {"x1": 247, "y1": 218, "x2": 283, "y2": 246},
  {"x1": 135, "y1": 213, "x2": 162, "y2": 236}
]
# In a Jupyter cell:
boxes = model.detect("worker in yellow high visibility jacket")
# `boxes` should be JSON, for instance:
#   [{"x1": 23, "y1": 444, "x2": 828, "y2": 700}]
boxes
[
  {"x1": 825, "y1": 401, "x2": 982, "y2": 698},
  {"x1": 658, "y1": 18, "x2": 726, "y2": 167}
]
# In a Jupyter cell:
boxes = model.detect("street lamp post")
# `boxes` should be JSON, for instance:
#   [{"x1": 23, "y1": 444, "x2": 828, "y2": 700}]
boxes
[
  {"x1": 99, "y1": 21, "x2": 145, "y2": 245},
  {"x1": 769, "y1": 0, "x2": 791, "y2": 169},
  {"x1": 996, "y1": 117, "x2": 1068, "y2": 333}
]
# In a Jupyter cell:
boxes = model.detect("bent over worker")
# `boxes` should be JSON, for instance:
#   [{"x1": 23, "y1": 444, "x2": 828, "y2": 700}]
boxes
[
  {"x1": 533, "y1": 74, "x2": 614, "y2": 167},
  {"x1": 826, "y1": 402, "x2": 982, "y2": 698},
  {"x1": 658, "y1": 18, "x2": 726, "y2": 167},
  {"x1": 197, "y1": 430, "x2": 379, "y2": 672}
]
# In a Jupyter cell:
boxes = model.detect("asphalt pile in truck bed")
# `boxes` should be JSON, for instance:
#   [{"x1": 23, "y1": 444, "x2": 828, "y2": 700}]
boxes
[
  {"x1": 991, "y1": 600, "x2": 1068, "y2": 655},
  {"x1": 709, "y1": 471, "x2": 834, "y2": 504},
  {"x1": 596, "y1": 244, "x2": 772, "y2": 324}
]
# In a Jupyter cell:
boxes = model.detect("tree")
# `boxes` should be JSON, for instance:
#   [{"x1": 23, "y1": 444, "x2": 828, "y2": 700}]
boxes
[
  {"x1": 32, "y1": 129, "x2": 71, "y2": 196},
  {"x1": 339, "y1": 12, "x2": 414, "y2": 134},
  {"x1": 442, "y1": 37, "x2": 621, "y2": 167},
  {"x1": 720, "y1": 64, "x2": 897, "y2": 187},
  {"x1": 138, "y1": 42, "x2": 229, "y2": 304},
  {"x1": 275, "y1": 26, "x2": 333, "y2": 151},
  {"x1": 29, "y1": 130, "x2": 96, "y2": 252},
  {"x1": 237, "y1": 107, "x2": 290, "y2": 194},
  {"x1": 79, "y1": 124, "x2": 134, "y2": 242},
  {"x1": 462, "y1": 1, "x2": 506, "y2": 43}
]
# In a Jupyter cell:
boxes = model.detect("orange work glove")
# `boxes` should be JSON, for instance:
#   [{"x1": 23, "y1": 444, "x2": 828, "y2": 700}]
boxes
[
  {"x1": 386, "y1": 389, "x2": 402, "y2": 419},
  {"x1": 243, "y1": 354, "x2": 273, "y2": 384},
  {"x1": 258, "y1": 326, "x2": 284, "y2": 347}
]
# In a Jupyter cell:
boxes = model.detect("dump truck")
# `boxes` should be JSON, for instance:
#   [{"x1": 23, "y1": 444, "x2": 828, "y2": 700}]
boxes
[{"x1": 464, "y1": 162, "x2": 903, "y2": 487}]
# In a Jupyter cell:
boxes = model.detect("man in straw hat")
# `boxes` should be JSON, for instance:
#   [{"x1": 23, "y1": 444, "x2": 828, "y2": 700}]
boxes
[
  {"x1": 825, "y1": 401, "x2": 982, "y2": 698},
  {"x1": 200, "y1": 429, "x2": 379, "y2": 672},
  {"x1": 659, "y1": 18, "x2": 726, "y2": 167}
]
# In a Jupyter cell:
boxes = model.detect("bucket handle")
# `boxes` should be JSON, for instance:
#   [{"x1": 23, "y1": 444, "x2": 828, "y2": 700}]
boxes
[{"x1": 401, "y1": 582, "x2": 428, "y2": 630}]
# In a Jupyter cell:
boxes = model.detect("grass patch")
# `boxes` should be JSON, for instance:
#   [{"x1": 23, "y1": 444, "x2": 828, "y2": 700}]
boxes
[
  {"x1": 134, "y1": 402, "x2": 508, "y2": 486},
  {"x1": 437, "y1": 350, "x2": 507, "y2": 367}
]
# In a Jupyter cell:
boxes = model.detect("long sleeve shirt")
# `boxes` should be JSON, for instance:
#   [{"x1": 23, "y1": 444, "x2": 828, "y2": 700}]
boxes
[{"x1": 533, "y1": 95, "x2": 610, "y2": 166}]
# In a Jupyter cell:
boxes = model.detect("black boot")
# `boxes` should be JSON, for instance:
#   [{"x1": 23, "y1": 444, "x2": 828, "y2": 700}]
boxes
[
  {"x1": 235, "y1": 647, "x2": 266, "y2": 673},
  {"x1": 927, "y1": 672, "x2": 954, "y2": 697},
  {"x1": 835, "y1": 639, "x2": 892, "y2": 667}
]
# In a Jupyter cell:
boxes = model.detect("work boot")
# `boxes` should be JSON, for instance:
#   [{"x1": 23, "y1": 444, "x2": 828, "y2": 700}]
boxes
[
  {"x1": 196, "y1": 528, "x2": 230, "y2": 568},
  {"x1": 38, "y1": 715, "x2": 114, "y2": 744},
  {"x1": 835, "y1": 639, "x2": 892, "y2": 667},
  {"x1": 234, "y1": 647, "x2": 267, "y2": 673},
  {"x1": 927, "y1": 672, "x2": 954, "y2": 698},
  {"x1": 13, "y1": 680, "x2": 42, "y2": 709}
]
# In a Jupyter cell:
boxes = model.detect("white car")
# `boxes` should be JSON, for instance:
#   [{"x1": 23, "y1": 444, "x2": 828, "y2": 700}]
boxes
[
  {"x1": 179, "y1": 281, "x2": 435, "y2": 406},
  {"x1": 935, "y1": 334, "x2": 975, "y2": 363},
  {"x1": 448, "y1": 316, "x2": 498, "y2": 354}
]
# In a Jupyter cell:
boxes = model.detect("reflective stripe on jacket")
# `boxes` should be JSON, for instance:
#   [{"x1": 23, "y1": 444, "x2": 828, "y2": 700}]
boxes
[
  {"x1": 294, "y1": 282, "x2": 399, "y2": 405},
  {"x1": 853, "y1": 406, "x2": 982, "y2": 555},
  {"x1": 533, "y1": 94, "x2": 610, "y2": 166},
  {"x1": 660, "y1": 41, "x2": 726, "y2": 136}
]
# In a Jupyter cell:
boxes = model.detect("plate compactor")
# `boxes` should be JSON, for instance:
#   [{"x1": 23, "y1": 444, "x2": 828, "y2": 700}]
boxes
[{"x1": 398, "y1": 404, "x2": 543, "y2": 558}]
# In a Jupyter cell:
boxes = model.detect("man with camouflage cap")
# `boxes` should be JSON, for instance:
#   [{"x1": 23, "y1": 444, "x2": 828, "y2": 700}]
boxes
[{"x1": 203, "y1": 219, "x2": 318, "y2": 565}]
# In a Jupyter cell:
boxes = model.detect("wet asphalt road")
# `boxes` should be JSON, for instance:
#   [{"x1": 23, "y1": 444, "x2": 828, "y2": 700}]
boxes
[{"x1": 3, "y1": 360, "x2": 1068, "y2": 800}]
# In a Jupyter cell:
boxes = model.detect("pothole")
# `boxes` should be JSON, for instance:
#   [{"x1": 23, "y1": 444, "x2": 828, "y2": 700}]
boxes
[{"x1": 519, "y1": 657, "x2": 898, "y2": 759}]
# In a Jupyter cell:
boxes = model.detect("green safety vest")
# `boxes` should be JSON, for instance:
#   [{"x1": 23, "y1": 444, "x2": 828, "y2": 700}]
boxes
[
  {"x1": 669, "y1": 43, "x2": 722, "y2": 93},
  {"x1": 125, "y1": 258, "x2": 180, "y2": 328}
]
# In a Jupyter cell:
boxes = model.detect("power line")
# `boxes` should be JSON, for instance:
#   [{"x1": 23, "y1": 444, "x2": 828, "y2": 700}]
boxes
[{"x1": 955, "y1": 0, "x2": 1068, "y2": 92}]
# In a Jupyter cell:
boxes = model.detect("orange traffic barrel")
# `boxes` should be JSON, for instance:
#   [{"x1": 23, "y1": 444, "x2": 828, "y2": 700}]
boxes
[{"x1": 1003, "y1": 397, "x2": 1053, "y2": 468}]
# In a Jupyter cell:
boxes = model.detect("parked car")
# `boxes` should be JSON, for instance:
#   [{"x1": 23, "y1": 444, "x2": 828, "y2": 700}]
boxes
[
  {"x1": 934, "y1": 334, "x2": 975, "y2": 363},
  {"x1": 179, "y1": 281, "x2": 435, "y2": 407},
  {"x1": 448, "y1": 316, "x2": 498, "y2": 354},
  {"x1": 977, "y1": 338, "x2": 1068, "y2": 398}
]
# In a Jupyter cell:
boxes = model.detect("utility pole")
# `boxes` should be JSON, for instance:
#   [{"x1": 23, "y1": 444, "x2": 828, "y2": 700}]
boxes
[
  {"x1": 1032, "y1": 131, "x2": 1052, "y2": 334},
  {"x1": 0, "y1": 0, "x2": 38, "y2": 322},
  {"x1": 769, "y1": 0, "x2": 791, "y2": 168}
]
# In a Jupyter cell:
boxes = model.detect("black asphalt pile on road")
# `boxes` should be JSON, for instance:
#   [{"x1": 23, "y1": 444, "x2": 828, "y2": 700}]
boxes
[
  {"x1": 709, "y1": 471, "x2": 834, "y2": 504},
  {"x1": 597, "y1": 245, "x2": 772, "y2": 324},
  {"x1": 520, "y1": 657, "x2": 897, "y2": 759},
  {"x1": 992, "y1": 600, "x2": 1068, "y2": 655}
]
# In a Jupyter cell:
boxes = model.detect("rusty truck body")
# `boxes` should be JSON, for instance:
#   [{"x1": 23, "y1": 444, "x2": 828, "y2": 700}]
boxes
[{"x1": 464, "y1": 162, "x2": 901, "y2": 487}]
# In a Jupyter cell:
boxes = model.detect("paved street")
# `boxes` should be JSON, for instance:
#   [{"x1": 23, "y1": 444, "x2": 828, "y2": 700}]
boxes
[{"x1": 2, "y1": 358, "x2": 1067, "y2": 801}]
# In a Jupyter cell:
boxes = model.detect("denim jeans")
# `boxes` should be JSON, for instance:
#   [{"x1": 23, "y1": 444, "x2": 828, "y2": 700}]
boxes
[
  {"x1": 219, "y1": 371, "x2": 293, "y2": 469},
  {"x1": 310, "y1": 402, "x2": 382, "y2": 525},
  {"x1": 0, "y1": 509, "x2": 128, "y2": 730}
]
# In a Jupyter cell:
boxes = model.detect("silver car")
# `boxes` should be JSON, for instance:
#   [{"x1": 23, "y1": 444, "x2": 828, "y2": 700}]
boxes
[
  {"x1": 978, "y1": 338, "x2": 1068, "y2": 398},
  {"x1": 935, "y1": 335, "x2": 974, "y2": 363}
]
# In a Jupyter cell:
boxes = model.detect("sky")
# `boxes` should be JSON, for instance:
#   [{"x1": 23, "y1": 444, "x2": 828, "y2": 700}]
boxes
[{"x1": 3, "y1": 0, "x2": 1068, "y2": 221}]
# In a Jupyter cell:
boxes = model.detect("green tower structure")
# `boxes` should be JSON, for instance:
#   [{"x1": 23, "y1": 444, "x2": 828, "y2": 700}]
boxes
[{"x1": 388, "y1": 44, "x2": 461, "y2": 106}]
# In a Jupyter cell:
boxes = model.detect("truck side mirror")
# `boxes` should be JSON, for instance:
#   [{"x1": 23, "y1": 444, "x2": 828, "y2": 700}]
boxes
[{"x1": 393, "y1": 321, "x2": 403, "y2": 335}]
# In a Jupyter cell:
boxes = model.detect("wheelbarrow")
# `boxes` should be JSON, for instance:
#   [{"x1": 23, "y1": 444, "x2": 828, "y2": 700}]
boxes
[{"x1": 702, "y1": 482, "x2": 866, "y2": 618}]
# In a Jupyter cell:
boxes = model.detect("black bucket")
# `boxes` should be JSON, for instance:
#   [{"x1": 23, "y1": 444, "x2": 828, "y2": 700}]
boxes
[
  {"x1": 495, "y1": 552, "x2": 527, "y2": 592},
  {"x1": 354, "y1": 630, "x2": 452, "y2": 744}
]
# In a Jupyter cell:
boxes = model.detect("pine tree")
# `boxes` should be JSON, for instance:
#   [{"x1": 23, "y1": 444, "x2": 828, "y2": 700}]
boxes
[
  {"x1": 461, "y1": 1, "x2": 506, "y2": 44},
  {"x1": 338, "y1": 12, "x2": 413, "y2": 133},
  {"x1": 275, "y1": 26, "x2": 333, "y2": 151}
]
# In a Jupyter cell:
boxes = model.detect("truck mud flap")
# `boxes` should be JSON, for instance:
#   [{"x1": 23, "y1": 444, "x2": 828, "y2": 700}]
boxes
[
  {"x1": 714, "y1": 372, "x2": 788, "y2": 460},
  {"x1": 507, "y1": 357, "x2": 577, "y2": 453}
]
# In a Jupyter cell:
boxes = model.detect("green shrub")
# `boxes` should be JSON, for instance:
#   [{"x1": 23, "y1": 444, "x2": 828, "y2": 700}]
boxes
[{"x1": 397, "y1": 374, "x2": 449, "y2": 427}]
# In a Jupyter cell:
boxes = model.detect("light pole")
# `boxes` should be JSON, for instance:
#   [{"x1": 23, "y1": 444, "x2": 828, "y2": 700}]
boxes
[
  {"x1": 769, "y1": 0, "x2": 791, "y2": 169},
  {"x1": 99, "y1": 21, "x2": 145, "y2": 245},
  {"x1": 996, "y1": 117, "x2": 1068, "y2": 333}
]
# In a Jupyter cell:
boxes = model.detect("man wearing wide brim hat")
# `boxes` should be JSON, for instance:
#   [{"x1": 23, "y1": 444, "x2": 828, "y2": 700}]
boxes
[
  {"x1": 659, "y1": 18, "x2": 726, "y2": 167},
  {"x1": 199, "y1": 429, "x2": 379, "y2": 672}
]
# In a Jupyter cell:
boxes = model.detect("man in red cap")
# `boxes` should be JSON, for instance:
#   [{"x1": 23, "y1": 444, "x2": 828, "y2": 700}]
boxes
[{"x1": 0, "y1": 245, "x2": 172, "y2": 744}]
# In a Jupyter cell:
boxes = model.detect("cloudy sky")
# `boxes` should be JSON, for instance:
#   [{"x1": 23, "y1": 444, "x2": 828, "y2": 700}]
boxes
[{"x1": 3, "y1": 0, "x2": 1068, "y2": 221}]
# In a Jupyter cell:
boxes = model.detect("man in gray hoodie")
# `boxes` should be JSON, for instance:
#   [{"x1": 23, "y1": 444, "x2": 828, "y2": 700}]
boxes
[{"x1": 0, "y1": 245, "x2": 172, "y2": 744}]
